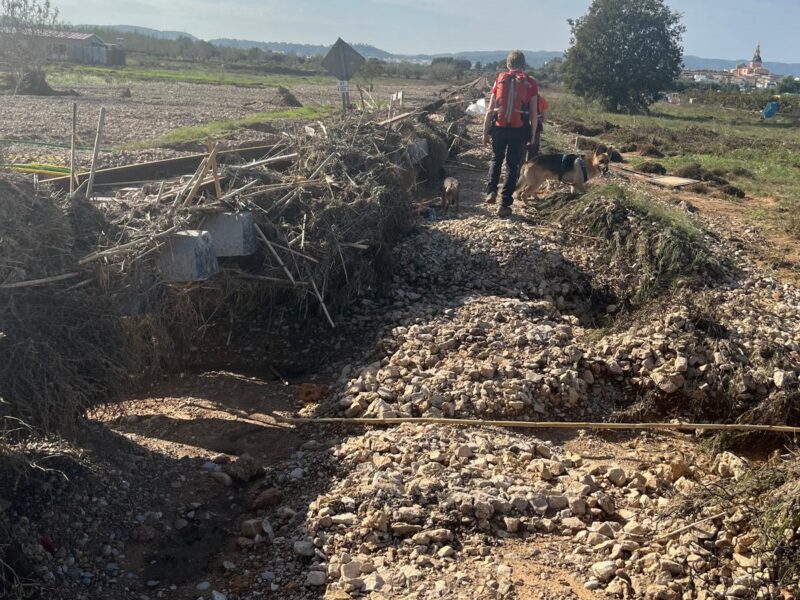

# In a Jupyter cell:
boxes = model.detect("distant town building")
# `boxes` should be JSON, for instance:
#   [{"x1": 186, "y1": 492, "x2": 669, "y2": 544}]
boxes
[
  {"x1": 733, "y1": 45, "x2": 769, "y2": 78},
  {"x1": 681, "y1": 44, "x2": 781, "y2": 90},
  {"x1": 42, "y1": 30, "x2": 126, "y2": 66}
]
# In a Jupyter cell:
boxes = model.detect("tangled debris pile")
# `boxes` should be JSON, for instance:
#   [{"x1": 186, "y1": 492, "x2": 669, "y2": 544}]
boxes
[{"x1": 0, "y1": 114, "x2": 452, "y2": 440}]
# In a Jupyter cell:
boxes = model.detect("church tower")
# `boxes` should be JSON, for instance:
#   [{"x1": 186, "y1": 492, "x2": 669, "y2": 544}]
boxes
[{"x1": 751, "y1": 44, "x2": 763, "y2": 68}]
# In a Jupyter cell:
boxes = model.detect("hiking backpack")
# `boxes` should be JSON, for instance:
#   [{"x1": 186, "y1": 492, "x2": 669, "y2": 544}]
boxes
[{"x1": 494, "y1": 71, "x2": 533, "y2": 128}]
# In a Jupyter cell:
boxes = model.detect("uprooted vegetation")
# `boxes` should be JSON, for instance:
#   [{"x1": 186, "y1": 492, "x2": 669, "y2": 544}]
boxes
[
  {"x1": 0, "y1": 176, "x2": 130, "y2": 434},
  {"x1": 536, "y1": 183, "x2": 733, "y2": 303}
]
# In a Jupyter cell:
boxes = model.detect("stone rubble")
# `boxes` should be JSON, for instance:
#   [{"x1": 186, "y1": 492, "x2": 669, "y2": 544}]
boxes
[
  {"x1": 331, "y1": 209, "x2": 799, "y2": 428},
  {"x1": 225, "y1": 422, "x2": 796, "y2": 600}
]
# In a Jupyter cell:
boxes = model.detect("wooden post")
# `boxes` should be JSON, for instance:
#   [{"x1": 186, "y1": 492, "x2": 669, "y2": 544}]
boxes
[
  {"x1": 85, "y1": 107, "x2": 106, "y2": 200},
  {"x1": 69, "y1": 102, "x2": 77, "y2": 196}
]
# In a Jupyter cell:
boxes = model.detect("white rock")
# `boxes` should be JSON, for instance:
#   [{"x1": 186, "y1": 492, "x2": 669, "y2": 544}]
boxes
[
  {"x1": 294, "y1": 540, "x2": 315, "y2": 557},
  {"x1": 660, "y1": 559, "x2": 683, "y2": 576},
  {"x1": 363, "y1": 572, "x2": 385, "y2": 592},
  {"x1": 713, "y1": 452, "x2": 748, "y2": 480},
  {"x1": 341, "y1": 560, "x2": 363, "y2": 579},
  {"x1": 773, "y1": 370, "x2": 795, "y2": 388},
  {"x1": 455, "y1": 445, "x2": 474, "y2": 459},
  {"x1": 591, "y1": 560, "x2": 616, "y2": 582},
  {"x1": 607, "y1": 467, "x2": 627, "y2": 487},
  {"x1": 306, "y1": 571, "x2": 327, "y2": 586}
]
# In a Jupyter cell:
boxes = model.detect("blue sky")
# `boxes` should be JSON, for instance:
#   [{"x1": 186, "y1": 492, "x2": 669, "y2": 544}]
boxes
[{"x1": 54, "y1": 0, "x2": 800, "y2": 62}]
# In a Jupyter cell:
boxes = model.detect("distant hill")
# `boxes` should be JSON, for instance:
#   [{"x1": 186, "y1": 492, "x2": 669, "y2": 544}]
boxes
[
  {"x1": 101, "y1": 25, "x2": 198, "y2": 41},
  {"x1": 425, "y1": 51, "x2": 562, "y2": 67},
  {"x1": 209, "y1": 39, "x2": 561, "y2": 66},
  {"x1": 683, "y1": 55, "x2": 800, "y2": 77},
  {"x1": 209, "y1": 39, "x2": 393, "y2": 60},
  {"x1": 77, "y1": 25, "x2": 800, "y2": 76}
]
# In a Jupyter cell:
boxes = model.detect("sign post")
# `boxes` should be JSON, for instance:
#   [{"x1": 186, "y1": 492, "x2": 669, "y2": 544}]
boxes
[{"x1": 321, "y1": 38, "x2": 365, "y2": 114}]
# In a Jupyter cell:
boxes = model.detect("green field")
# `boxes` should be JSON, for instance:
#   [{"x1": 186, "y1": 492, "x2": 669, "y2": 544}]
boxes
[
  {"x1": 47, "y1": 64, "x2": 337, "y2": 88},
  {"x1": 124, "y1": 106, "x2": 334, "y2": 150},
  {"x1": 46, "y1": 63, "x2": 441, "y2": 91}
]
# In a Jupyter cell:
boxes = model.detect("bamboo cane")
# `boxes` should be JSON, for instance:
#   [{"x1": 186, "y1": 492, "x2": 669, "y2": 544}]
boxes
[
  {"x1": 273, "y1": 416, "x2": 800, "y2": 435},
  {"x1": 85, "y1": 107, "x2": 106, "y2": 199}
]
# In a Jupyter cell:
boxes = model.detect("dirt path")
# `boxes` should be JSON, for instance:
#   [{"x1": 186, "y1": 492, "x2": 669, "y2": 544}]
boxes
[{"x1": 682, "y1": 193, "x2": 800, "y2": 285}]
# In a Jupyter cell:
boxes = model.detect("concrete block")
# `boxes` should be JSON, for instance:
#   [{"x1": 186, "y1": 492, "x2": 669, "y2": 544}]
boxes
[
  {"x1": 157, "y1": 230, "x2": 219, "y2": 283},
  {"x1": 202, "y1": 211, "x2": 256, "y2": 257}
]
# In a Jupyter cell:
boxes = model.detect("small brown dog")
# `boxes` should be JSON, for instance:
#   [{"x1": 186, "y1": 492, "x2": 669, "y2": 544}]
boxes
[
  {"x1": 441, "y1": 177, "x2": 460, "y2": 213},
  {"x1": 514, "y1": 148, "x2": 611, "y2": 200}
]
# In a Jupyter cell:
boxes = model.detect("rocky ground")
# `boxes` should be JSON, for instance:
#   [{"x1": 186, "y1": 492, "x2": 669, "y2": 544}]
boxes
[{"x1": 3, "y1": 120, "x2": 800, "y2": 600}]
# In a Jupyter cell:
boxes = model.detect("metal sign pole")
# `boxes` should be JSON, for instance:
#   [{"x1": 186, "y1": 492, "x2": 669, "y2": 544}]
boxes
[
  {"x1": 322, "y1": 39, "x2": 365, "y2": 115},
  {"x1": 338, "y1": 46, "x2": 348, "y2": 113}
]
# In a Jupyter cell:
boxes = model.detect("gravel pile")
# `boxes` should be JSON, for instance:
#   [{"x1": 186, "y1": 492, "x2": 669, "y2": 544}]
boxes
[
  {"x1": 226, "y1": 424, "x2": 794, "y2": 599},
  {"x1": 329, "y1": 196, "x2": 799, "y2": 425}
]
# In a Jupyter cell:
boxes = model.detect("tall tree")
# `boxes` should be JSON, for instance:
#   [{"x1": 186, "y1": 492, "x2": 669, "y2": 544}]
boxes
[
  {"x1": 563, "y1": 0, "x2": 684, "y2": 113},
  {"x1": 0, "y1": 0, "x2": 60, "y2": 94}
]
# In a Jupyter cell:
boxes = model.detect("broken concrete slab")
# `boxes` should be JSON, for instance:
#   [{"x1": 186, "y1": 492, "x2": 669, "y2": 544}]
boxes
[
  {"x1": 157, "y1": 230, "x2": 219, "y2": 283},
  {"x1": 202, "y1": 212, "x2": 256, "y2": 257}
]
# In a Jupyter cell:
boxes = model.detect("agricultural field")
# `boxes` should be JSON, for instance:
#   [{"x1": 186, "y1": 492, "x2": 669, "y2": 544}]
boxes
[
  {"x1": 2, "y1": 67, "x2": 800, "y2": 600},
  {"x1": 0, "y1": 65, "x2": 440, "y2": 171}
]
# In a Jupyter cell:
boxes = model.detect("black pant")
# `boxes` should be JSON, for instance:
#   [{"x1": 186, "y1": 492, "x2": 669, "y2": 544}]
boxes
[{"x1": 487, "y1": 126, "x2": 527, "y2": 206}]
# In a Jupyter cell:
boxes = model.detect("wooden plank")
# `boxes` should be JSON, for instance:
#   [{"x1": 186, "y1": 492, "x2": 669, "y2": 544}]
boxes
[
  {"x1": 69, "y1": 103, "x2": 77, "y2": 195},
  {"x1": 42, "y1": 144, "x2": 279, "y2": 191},
  {"x1": 609, "y1": 165, "x2": 698, "y2": 189},
  {"x1": 207, "y1": 137, "x2": 223, "y2": 200},
  {"x1": 649, "y1": 176, "x2": 699, "y2": 188},
  {"x1": 377, "y1": 111, "x2": 416, "y2": 126}
]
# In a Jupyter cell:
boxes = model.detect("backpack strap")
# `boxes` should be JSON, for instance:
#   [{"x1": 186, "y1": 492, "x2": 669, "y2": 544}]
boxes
[{"x1": 504, "y1": 76, "x2": 517, "y2": 124}]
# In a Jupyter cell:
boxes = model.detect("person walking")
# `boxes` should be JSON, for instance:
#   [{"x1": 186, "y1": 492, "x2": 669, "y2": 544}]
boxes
[{"x1": 483, "y1": 50, "x2": 539, "y2": 217}]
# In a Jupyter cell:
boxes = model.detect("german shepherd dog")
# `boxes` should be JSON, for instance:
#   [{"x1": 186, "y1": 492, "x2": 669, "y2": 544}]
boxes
[
  {"x1": 441, "y1": 177, "x2": 460, "y2": 213},
  {"x1": 514, "y1": 147, "x2": 611, "y2": 200}
]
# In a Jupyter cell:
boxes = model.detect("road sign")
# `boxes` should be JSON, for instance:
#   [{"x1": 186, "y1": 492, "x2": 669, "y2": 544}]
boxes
[
  {"x1": 337, "y1": 80, "x2": 349, "y2": 94},
  {"x1": 321, "y1": 38, "x2": 365, "y2": 82}
]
